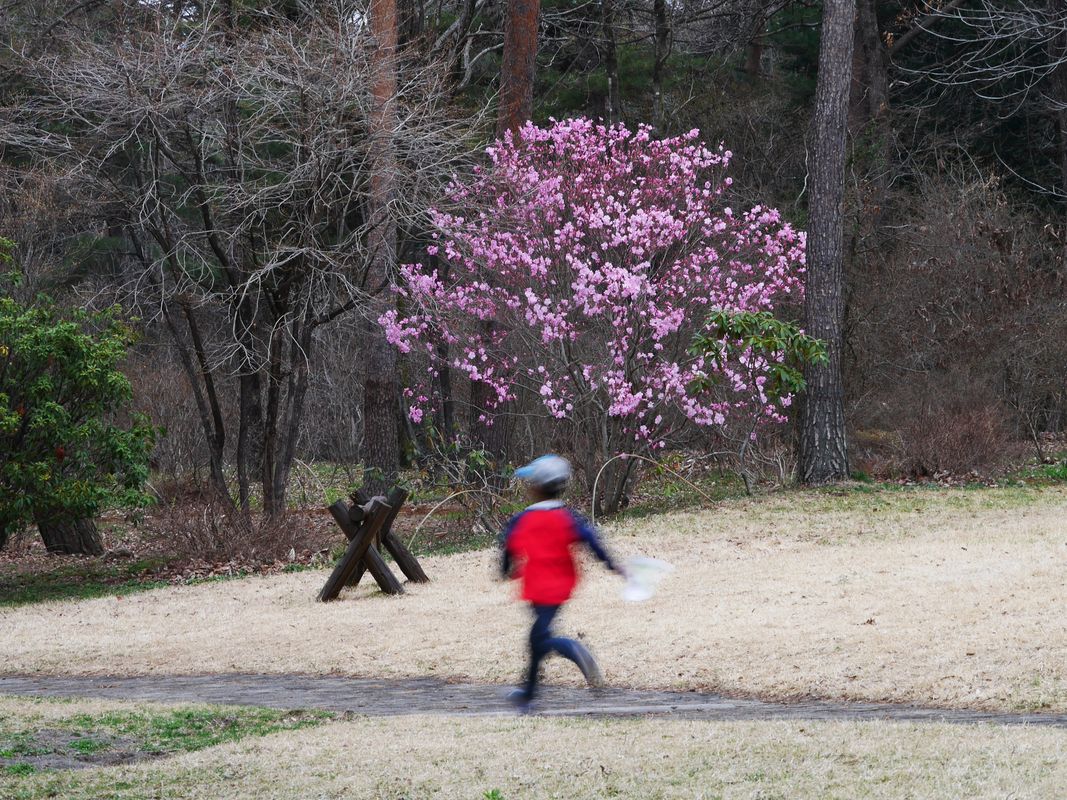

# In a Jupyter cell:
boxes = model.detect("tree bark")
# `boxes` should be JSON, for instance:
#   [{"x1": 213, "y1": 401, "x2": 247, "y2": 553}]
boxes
[
  {"x1": 274, "y1": 323, "x2": 313, "y2": 506},
  {"x1": 362, "y1": 0, "x2": 401, "y2": 496},
  {"x1": 236, "y1": 371, "x2": 263, "y2": 511},
  {"x1": 1051, "y1": 0, "x2": 1067, "y2": 274},
  {"x1": 159, "y1": 299, "x2": 231, "y2": 506},
  {"x1": 651, "y1": 0, "x2": 670, "y2": 130},
  {"x1": 469, "y1": 0, "x2": 542, "y2": 475},
  {"x1": 498, "y1": 0, "x2": 540, "y2": 134},
  {"x1": 601, "y1": 0, "x2": 622, "y2": 124},
  {"x1": 745, "y1": 40, "x2": 763, "y2": 77},
  {"x1": 35, "y1": 513, "x2": 104, "y2": 556},
  {"x1": 849, "y1": 0, "x2": 888, "y2": 132},
  {"x1": 398, "y1": 0, "x2": 424, "y2": 45},
  {"x1": 798, "y1": 0, "x2": 855, "y2": 484}
]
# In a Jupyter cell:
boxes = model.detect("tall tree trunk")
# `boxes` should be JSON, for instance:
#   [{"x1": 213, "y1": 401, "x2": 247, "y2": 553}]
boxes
[
  {"x1": 744, "y1": 41, "x2": 763, "y2": 77},
  {"x1": 430, "y1": 254, "x2": 456, "y2": 441},
  {"x1": 798, "y1": 0, "x2": 855, "y2": 484},
  {"x1": 436, "y1": 340, "x2": 456, "y2": 438},
  {"x1": 498, "y1": 0, "x2": 540, "y2": 133},
  {"x1": 159, "y1": 300, "x2": 231, "y2": 506},
  {"x1": 651, "y1": 0, "x2": 670, "y2": 131},
  {"x1": 399, "y1": 0, "x2": 425, "y2": 45},
  {"x1": 469, "y1": 0, "x2": 541, "y2": 474},
  {"x1": 261, "y1": 328, "x2": 285, "y2": 516},
  {"x1": 35, "y1": 512, "x2": 104, "y2": 556},
  {"x1": 363, "y1": 0, "x2": 401, "y2": 496},
  {"x1": 601, "y1": 0, "x2": 622, "y2": 124},
  {"x1": 237, "y1": 371, "x2": 263, "y2": 511},
  {"x1": 1051, "y1": 0, "x2": 1067, "y2": 274},
  {"x1": 849, "y1": 0, "x2": 888, "y2": 128},
  {"x1": 274, "y1": 324, "x2": 313, "y2": 506},
  {"x1": 848, "y1": 0, "x2": 890, "y2": 219}
]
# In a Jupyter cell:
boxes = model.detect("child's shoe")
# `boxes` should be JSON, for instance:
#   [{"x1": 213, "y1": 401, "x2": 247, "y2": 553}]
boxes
[
  {"x1": 572, "y1": 642, "x2": 604, "y2": 689},
  {"x1": 506, "y1": 688, "x2": 533, "y2": 714}
]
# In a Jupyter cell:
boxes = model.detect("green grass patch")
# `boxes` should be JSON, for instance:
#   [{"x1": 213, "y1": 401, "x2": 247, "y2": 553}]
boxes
[
  {"x1": 0, "y1": 557, "x2": 171, "y2": 608},
  {"x1": 63, "y1": 706, "x2": 331, "y2": 755},
  {"x1": 1039, "y1": 462, "x2": 1067, "y2": 481},
  {"x1": 0, "y1": 732, "x2": 52, "y2": 759},
  {"x1": 0, "y1": 699, "x2": 334, "y2": 788},
  {"x1": 67, "y1": 737, "x2": 109, "y2": 755}
]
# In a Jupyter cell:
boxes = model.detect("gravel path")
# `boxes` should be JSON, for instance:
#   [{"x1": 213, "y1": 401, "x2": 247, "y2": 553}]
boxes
[{"x1": 2, "y1": 674, "x2": 1066, "y2": 727}]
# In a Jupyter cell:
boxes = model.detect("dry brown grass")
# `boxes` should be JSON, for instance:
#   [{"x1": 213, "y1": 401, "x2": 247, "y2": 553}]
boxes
[
  {"x1": 2, "y1": 486, "x2": 1066, "y2": 712},
  {"x1": 3, "y1": 698, "x2": 1065, "y2": 799}
]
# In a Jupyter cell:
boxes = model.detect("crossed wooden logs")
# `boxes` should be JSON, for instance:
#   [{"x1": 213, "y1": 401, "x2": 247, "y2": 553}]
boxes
[{"x1": 318, "y1": 487, "x2": 429, "y2": 602}]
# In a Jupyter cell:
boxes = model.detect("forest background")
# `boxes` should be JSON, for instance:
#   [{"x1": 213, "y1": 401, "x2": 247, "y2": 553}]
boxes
[{"x1": 0, "y1": 0, "x2": 1065, "y2": 563}]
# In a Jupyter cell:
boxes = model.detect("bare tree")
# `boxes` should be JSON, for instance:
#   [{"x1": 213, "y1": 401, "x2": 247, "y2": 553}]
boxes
[
  {"x1": 0, "y1": 2, "x2": 472, "y2": 513},
  {"x1": 900, "y1": 0, "x2": 1067, "y2": 265},
  {"x1": 798, "y1": 0, "x2": 855, "y2": 483}
]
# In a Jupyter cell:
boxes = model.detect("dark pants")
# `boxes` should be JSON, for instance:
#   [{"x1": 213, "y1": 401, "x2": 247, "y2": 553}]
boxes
[{"x1": 523, "y1": 603, "x2": 586, "y2": 699}]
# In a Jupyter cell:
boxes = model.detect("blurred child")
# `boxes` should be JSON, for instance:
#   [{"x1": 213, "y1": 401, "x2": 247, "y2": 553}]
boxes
[{"x1": 501, "y1": 454, "x2": 624, "y2": 712}]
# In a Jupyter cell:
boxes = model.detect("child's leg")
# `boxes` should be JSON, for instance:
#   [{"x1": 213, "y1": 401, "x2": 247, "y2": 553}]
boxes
[
  {"x1": 523, "y1": 604, "x2": 603, "y2": 698},
  {"x1": 522, "y1": 604, "x2": 561, "y2": 700},
  {"x1": 545, "y1": 635, "x2": 603, "y2": 688}
]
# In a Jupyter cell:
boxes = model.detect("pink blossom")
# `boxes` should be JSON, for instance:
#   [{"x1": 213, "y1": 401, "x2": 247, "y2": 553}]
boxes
[{"x1": 380, "y1": 118, "x2": 806, "y2": 453}]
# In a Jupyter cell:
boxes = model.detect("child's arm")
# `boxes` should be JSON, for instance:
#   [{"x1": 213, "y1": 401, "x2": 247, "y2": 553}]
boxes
[
  {"x1": 499, "y1": 513, "x2": 523, "y2": 578},
  {"x1": 570, "y1": 511, "x2": 623, "y2": 574}
]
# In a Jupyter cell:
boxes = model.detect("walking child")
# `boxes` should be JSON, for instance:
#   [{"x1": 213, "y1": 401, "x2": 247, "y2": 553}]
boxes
[{"x1": 501, "y1": 454, "x2": 624, "y2": 712}]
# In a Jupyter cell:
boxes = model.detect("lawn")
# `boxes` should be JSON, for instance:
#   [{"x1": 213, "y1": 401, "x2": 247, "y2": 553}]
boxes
[
  {"x1": 0, "y1": 697, "x2": 1064, "y2": 799},
  {"x1": 1, "y1": 485, "x2": 1065, "y2": 712},
  {"x1": 0, "y1": 696, "x2": 330, "y2": 778}
]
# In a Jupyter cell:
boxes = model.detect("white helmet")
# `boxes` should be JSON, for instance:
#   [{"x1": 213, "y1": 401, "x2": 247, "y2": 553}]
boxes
[{"x1": 514, "y1": 454, "x2": 572, "y2": 491}]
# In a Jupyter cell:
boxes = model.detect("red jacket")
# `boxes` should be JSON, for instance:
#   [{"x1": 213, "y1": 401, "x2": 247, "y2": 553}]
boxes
[{"x1": 502, "y1": 501, "x2": 616, "y2": 605}]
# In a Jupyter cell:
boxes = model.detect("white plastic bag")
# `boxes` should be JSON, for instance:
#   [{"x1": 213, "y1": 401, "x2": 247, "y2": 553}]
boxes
[{"x1": 621, "y1": 556, "x2": 674, "y2": 602}]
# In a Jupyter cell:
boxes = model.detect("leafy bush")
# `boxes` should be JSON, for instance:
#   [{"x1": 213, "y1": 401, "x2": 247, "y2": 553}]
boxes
[{"x1": 0, "y1": 294, "x2": 154, "y2": 548}]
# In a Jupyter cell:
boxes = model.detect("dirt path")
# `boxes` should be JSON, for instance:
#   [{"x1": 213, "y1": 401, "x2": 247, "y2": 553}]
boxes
[{"x1": 1, "y1": 674, "x2": 1065, "y2": 727}]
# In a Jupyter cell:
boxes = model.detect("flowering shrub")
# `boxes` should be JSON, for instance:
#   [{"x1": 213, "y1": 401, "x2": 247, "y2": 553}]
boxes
[{"x1": 382, "y1": 118, "x2": 807, "y2": 511}]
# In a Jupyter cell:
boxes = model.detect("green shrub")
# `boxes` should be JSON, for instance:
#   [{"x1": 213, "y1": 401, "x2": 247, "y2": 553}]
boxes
[{"x1": 0, "y1": 285, "x2": 155, "y2": 548}]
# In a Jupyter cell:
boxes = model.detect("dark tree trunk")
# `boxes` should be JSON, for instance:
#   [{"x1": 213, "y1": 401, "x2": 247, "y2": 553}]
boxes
[
  {"x1": 601, "y1": 0, "x2": 622, "y2": 124},
  {"x1": 425, "y1": 255, "x2": 456, "y2": 442},
  {"x1": 363, "y1": 0, "x2": 401, "y2": 497},
  {"x1": 798, "y1": 0, "x2": 855, "y2": 484},
  {"x1": 273, "y1": 324, "x2": 313, "y2": 507},
  {"x1": 847, "y1": 0, "x2": 891, "y2": 230},
  {"x1": 237, "y1": 371, "x2": 263, "y2": 511},
  {"x1": 849, "y1": 0, "x2": 888, "y2": 128},
  {"x1": 651, "y1": 0, "x2": 670, "y2": 130},
  {"x1": 36, "y1": 513, "x2": 104, "y2": 556},
  {"x1": 261, "y1": 328, "x2": 285, "y2": 516},
  {"x1": 398, "y1": 0, "x2": 424, "y2": 45},
  {"x1": 498, "y1": 0, "x2": 540, "y2": 134},
  {"x1": 159, "y1": 300, "x2": 231, "y2": 506},
  {"x1": 1051, "y1": 0, "x2": 1067, "y2": 273},
  {"x1": 362, "y1": 328, "x2": 400, "y2": 495},
  {"x1": 744, "y1": 40, "x2": 763, "y2": 77},
  {"x1": 436, "y1": 340, "x2": 456, "y2": 438}
]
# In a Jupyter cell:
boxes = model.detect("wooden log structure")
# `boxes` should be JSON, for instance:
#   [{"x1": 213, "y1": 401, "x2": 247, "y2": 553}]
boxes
[{"x1": 318, "y1": 486, "x2": 428, "y2": 602}]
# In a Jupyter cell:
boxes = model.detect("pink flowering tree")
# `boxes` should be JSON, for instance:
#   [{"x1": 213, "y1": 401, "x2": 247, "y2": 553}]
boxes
[{"x1": 382, "y1": 118, "x2": 809, "y2": 513}]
